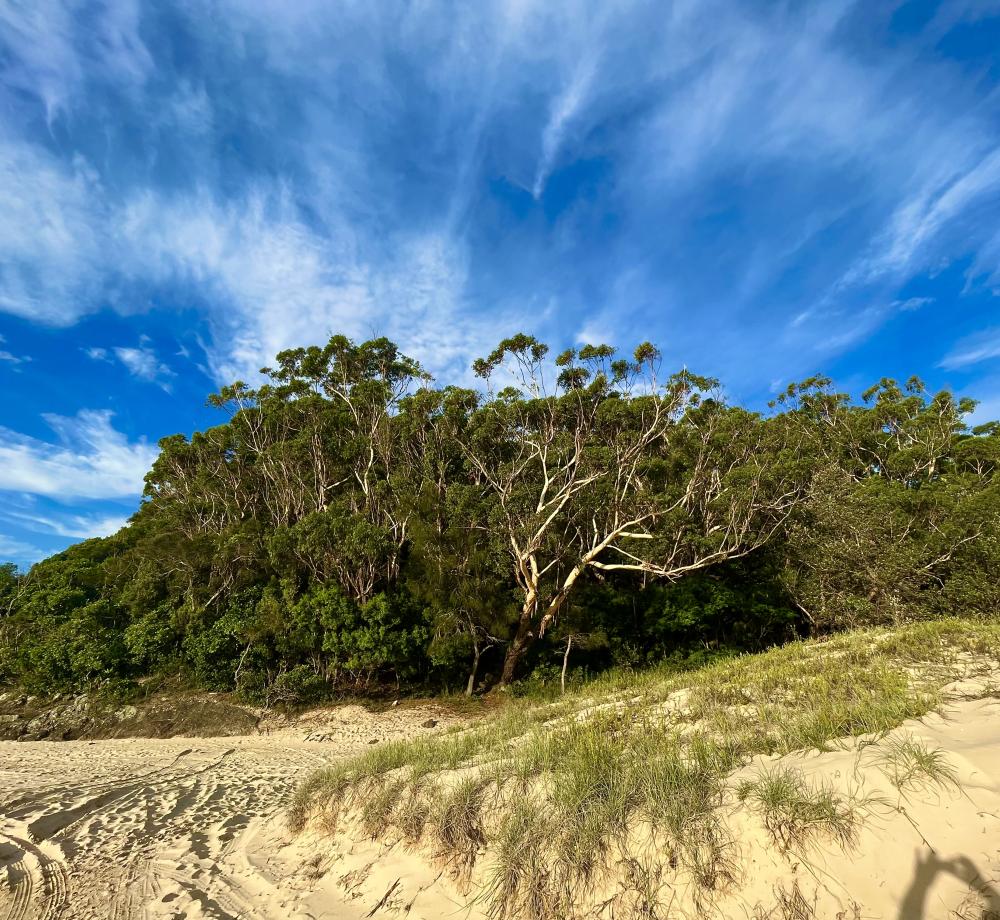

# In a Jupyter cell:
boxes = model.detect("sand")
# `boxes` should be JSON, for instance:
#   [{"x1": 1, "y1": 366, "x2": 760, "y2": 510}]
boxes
[
  {"x1": 1, "y1": 692, "x2": 998, "y2": 919},
  {"x1": 725, "y1": 695, "x2": 1000, "y2": 919},
  {"x1": 0, "y1": 704, "x2": 464, "y2": 920}
]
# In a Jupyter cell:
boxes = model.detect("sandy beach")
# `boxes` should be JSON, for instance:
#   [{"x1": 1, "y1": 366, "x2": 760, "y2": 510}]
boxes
[{"x1": 0, "y1": 704, "x2": 460, "y2": 920}]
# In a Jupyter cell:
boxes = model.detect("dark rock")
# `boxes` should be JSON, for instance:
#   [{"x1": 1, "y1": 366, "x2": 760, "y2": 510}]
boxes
[{"x1": 421, "y1": 718, "x2": 438, "y2": 729}]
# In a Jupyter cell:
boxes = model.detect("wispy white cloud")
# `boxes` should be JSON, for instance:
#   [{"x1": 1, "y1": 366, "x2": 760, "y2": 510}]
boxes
[
  {"x1": 113, "y1": 187, "x2": 508, "y2": 384},
  {"x1": 0, "y1": 142, "x2": 108, "y2": 325},
  {"x1": 0, "y1": 155, "x2": 490, "y2": 383},
  {"x1": 529, "y1": 3, "x2": 609, "y2": 201},
  {"x1": 940, "y1": 328, "x2": 1000, "y2": 370},
  {"x1": 0, "y1": 0, "x2": 998, "y2": 395},
  {"x1": 0, "y1": 535, "x2": 45, "y2": 566},
  {"x1": 0, "y1": 2, "x2": 649, "y2": 380},
  {"x1": 84, "y1": 340, "x2": 176, "y2": 389},
  {"x1": 0, "y1": 0, "x2": 151, "y2": 123},
  {"x1": 853, "y1": 149, "x2": 1000, "y2": 285},
  {"x1": 160, "y1": 81, "x2": 213, "y2": 137},
  {"x1": 3, "y1": 509, "x2": 128, "y2": 540},
  {"x1": 113, "y1": 345, "x2": 175, "y2": 389},
  {"x1": 967, "y1": 225, "x2": 1000, "y2": 289},
  {"x1": 121, "y1": 187, "x2": 375, "y2": 382},
  {"x1": 924, "y1": 0, "x2": 1000, "y2": 40},
  {"x1": 533, "y1": 60, "x2": 597, "y2": 199},
  {"x1": 802, "y1": 302, "x2": 900, "y2": 355},
  {"x1": 0, "y1": 410, "x2": 157, "y2": 501},
  {"x1": 784, "y1": 295, "x2": 933, "y2": 357},
  {"x1": 894, "y1": 297, "x2": 934, "y2": 312},
  {"x1": 0, "y1": 334, "x2": 29, "y2": 366}
]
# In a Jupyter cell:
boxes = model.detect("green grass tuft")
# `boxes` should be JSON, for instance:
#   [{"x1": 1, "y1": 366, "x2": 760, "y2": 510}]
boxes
[
  {"x1": 736, "y1": 766, "x2": 860, "y2": 853},
  {"x1": 873, "y1": 735, "x2": 960, "y2": 795}
]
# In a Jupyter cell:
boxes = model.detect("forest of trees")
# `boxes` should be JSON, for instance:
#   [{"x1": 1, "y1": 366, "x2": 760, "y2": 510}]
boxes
[{"x1": 1, "y1": 334, "x2": 998, "y2": 702}]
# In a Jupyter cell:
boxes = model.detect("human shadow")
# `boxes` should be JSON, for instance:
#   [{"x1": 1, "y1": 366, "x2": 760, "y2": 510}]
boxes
[{"x1": 898, "y1": 849, "x2": 1000, "y2": 919}]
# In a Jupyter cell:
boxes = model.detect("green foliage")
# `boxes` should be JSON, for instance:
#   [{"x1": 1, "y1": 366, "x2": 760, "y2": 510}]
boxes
[
  {"x1": 776, "y1": 382, "x2": 1000, "y2": 630},
  {"x1": 0, "y1": 562, "x2": 17, "y2": 598},
  {"x1": 271, "y1": 665, "x2": 330, "y2": 705},
  {"x1": 123, "y1": 607, "x2": 177, "y2": 670},
  {"x1": 13, "y1": 600, "x2": 130, "y2": 694},
  {"x1": 2, "y1": 336, "x2": 998, "y2": 700},
  {"x1": 295, "y1": 585, "x2": 429, "y2": 684}
]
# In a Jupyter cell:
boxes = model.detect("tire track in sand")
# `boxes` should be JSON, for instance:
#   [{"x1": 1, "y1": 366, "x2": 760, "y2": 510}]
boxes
[
  {"x1": 0, "y1": 828, "x2": 69, "y2": 920},
  {"x1": 0, "y1": 703, "x2": 462, "y2": 919}
]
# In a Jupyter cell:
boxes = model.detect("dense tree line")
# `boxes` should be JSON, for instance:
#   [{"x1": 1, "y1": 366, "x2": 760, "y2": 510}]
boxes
[{"x1": 1, "y1": 335, "x2": 997, "y2": 700}]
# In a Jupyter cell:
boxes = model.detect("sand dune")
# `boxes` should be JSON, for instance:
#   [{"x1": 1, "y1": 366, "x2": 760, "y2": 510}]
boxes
[
  {"x1": 286, "y1": 694, "x2": 1000, "y2": 920},
  {"x1": 727, "y1": 695, "x2": 1000, "y2": 920}
]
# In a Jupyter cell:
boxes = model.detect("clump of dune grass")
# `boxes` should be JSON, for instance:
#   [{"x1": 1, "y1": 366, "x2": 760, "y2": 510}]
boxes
[
  {"x1": 288, "y1": 762, "x2": 351, "y2": 832},
  {"x1": 433, "y1": 775, "x2": 489, "y2": 872},
  {"x1": 736, "y1": 767, "x2": 861, "y2": 853},
  {"x1": 872, "y1": 735, "x2": 960, "y2": 795},
  {"x1": 485, "y1": 798, "x2": 553, "y2": 919},
  {"x1": 396, "y1": 780, "x2": 437, "y2": 843},
  {"x1": 291, "y1": 618, "x2": 1000, "y2": 918},
  {"x1": 359, "y1": 776, "x2": 407, "y2": 838}
]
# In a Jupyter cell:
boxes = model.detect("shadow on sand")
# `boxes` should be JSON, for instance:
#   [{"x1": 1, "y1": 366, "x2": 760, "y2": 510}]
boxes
[{"x1": 898, "y1": 850, "x2": 1000, "y2": 920}]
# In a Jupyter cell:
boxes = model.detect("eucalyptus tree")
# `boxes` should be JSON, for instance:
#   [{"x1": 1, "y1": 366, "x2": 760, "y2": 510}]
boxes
[
  {"x1": 464, "y1": 335, "x2": 801, "y2": 683},
  {"x1": 145, "y1": 336, "x2": 425, "y2": 608},
  {"x1": 11, "y1": 328, "x2": 999, "y2": 700},
  {"x1": 770, "y1": 375, "x2": 977, "y2": 484},
  {"x1": 398, "y1": 386, "x2": 511, "y2": 694},
  {"x1": 773, "y1": 377, "x2": 998, "y2": 629}
]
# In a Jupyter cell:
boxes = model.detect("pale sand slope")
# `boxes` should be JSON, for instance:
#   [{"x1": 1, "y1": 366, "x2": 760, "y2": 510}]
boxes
[
  {"x1": 1, "y1": 695, "x2": 998, "y2": 920},
  {"x1": 286, "y1": 692, "x2": 1000, "y2": 920},
  {"x1": 0, "y1": 704, "x2": 463, "y2": 920},
  {"x1": 727, "y1": 694, "x2": 1000, "y2": 920}
]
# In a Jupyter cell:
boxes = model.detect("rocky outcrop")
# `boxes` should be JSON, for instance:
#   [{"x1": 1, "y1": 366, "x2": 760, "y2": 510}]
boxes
[{"x1": 0, "y1": 690, "x2": 259, "y2": 741}]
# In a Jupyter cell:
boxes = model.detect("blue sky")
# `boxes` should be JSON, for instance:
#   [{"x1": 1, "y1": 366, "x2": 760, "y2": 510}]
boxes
[{"x1": 1, "y1": 0, "x2": 999, "y2": 566}]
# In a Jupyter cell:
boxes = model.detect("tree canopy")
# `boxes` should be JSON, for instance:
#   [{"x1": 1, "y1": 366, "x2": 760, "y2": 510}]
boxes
[{"x1": 2, "y1": 335, "x2": 997, "y2": 700}]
